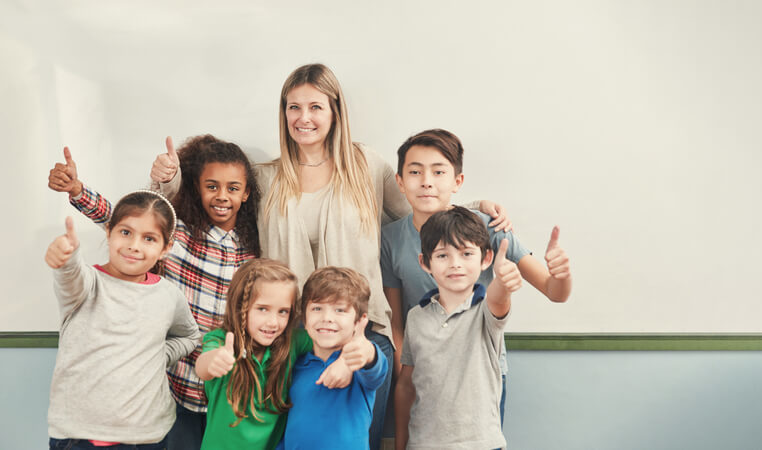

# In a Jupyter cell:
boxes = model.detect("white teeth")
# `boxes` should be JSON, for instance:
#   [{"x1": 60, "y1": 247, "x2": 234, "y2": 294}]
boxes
[{"x1": 296, "y1": 127, "x2": 315, "y2": 132}]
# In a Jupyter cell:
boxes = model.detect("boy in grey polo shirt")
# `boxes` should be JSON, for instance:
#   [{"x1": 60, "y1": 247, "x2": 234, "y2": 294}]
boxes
[{"x1": 394, "y1": 207, "x2": 523, "y2": 450}]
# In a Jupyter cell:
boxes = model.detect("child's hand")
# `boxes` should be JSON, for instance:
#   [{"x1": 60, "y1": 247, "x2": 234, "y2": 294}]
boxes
[
  {"x1": 544, "y1": 226, "x2": 571, "y2": 280},
  {"x1": 48, "y1": 147, "x2": 83, "y2": 197},
  {"x1": 494, "y1": 238, "x2": 522, "y2": 293},
  {"x1": 206, "y1": 332, "x2": 237, "y2": 378},
  {"x1": 150, "y1": 136, "x2": 180, "y2": 183},
  {"x1": 45, "y1": 217, "x2": 80, "y2": 268},
  {"x1": 316, "y1": 357, "x2": 352, "y2": 389},
  {"x1": 340, "y1": 316, "x2": 375, "y2": 371},
  {"x1": 479, "y1": 200, "x2": 514, "y2": 233}
]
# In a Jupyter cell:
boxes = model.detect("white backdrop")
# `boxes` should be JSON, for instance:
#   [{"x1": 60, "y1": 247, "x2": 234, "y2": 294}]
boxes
[{"x1": 2, "y1": 0, "x2": 760, "y2": 332}]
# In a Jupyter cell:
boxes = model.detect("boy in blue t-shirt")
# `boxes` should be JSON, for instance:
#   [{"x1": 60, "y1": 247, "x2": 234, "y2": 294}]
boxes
[
  {"x1": 279, "y1": 267, "x2": 388, "y2": 450},
  {"x1": 380, "y1": 129, "x2": 573, "y2": 417},
  {"x1": 395, "y1": 206, "x2": 523, "y2": 449}
]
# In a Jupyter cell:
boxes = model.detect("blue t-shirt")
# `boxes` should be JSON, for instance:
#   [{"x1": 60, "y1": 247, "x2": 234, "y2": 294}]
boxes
[
  {"x1": 380, "y1": 210, "x2": 531, "y2": 324},
  {"x1": 278, "y1": 343, "x2": 389, "y2": 450}
]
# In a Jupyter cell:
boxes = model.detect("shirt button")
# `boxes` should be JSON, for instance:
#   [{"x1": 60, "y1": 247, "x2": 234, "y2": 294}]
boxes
[
  {"x1": 440, "y1": 311, "x2": 445, "y2": 315},
  {"x1": 442, "y1": 323, "x2": 448, "y2": 328}
]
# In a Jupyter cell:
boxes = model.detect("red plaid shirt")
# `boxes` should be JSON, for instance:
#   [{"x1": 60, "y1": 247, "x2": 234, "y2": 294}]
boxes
[{"x1": 71, "y1": 185, "x2": 255, "y2": 412}]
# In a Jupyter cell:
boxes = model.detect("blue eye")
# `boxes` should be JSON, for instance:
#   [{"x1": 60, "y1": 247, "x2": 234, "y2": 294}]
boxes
[
  {"x1": 288, "y1": 105, "x2": 299, "y2": 110},
  {"x1": 311, "y1": 105, "x2": 322, "y2": 110}
]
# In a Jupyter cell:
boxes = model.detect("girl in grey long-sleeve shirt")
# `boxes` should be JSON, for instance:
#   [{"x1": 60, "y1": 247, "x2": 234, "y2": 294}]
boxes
[{"x1": 45, "y1": 190, "x2": 200, "y2": 447}]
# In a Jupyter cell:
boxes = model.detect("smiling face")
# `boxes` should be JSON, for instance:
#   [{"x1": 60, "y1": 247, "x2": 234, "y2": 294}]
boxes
[
  {"x1": 397, "y1": 145, "x2": 464, "y2": 220},
  {"x1": 285, "y1": 83, "x2": 334, "y2": 153},
  {"x1": 246, "y1": 280, "x2": 295, "y2": 350},
  {"x1": 198, "y1": 162, "x2": 249, "y2": 231},
  {"x1": 104, "y1": 212, "x2": 170, "y2": 283},
  {"x1": 420, "y1": 240, "x2": 492, "y2": 299},
  {"x1": 304, "y1": 298, "x2": 360, "y2": 361}
]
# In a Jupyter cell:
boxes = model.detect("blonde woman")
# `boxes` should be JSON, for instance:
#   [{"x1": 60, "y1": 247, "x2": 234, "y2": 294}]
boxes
[{"x1": 153, "y1": 64, "x2": 508, "y2": 450}]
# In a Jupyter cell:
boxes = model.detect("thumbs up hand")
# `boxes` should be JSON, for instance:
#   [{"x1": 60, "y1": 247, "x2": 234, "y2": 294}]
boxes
[
  {"x1": 206, "y1": 331, "x2": 238, "y2": 378},
  {"x1": 493, "y1": 238, "x2": 522, "y2": 293},
  {"x1": 544, "y1": 226, "x2": 570, "y2": 280},
  {"x1": 48, "y1": 147, "x2": 83, "y2": 197},
  {"x1": 45, "y1": 217, "x2": 80, "y2": 268},
  {"x1": 150, "y1": 136, "x2": 180, "y2": 183},
  {"x1": 340, "y1": 315, "x2": 374, "y2": 371}
]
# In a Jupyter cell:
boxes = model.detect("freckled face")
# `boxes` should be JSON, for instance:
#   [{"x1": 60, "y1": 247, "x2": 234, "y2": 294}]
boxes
[
  {"x1": 285, "y1": 83, "x2": 334, "y2": 152},
  {"x1": 304, "y1": 299, "x2": 358, "y2": 360},
  {"x1": 246, "y1": 280, "x2": 295, "y2": 349}
]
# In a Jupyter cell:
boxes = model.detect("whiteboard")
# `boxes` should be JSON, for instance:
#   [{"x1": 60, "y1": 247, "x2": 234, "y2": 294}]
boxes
[{"x1": 2, "y1": 0, "x2": 760, "y2": 332}]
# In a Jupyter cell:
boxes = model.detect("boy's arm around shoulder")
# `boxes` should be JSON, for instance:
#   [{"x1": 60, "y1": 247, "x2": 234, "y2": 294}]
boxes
[
  {"x1": 164, "y1": 286, "x2": 202, "y2": 367},
  {"x1": 515, "y1": 226, "x2": 572, "y2": 303}
]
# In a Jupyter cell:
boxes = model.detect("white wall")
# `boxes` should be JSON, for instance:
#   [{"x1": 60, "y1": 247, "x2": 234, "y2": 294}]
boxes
[{"x1": 1, "y1": 0, "x2": 761, "y2": 332}]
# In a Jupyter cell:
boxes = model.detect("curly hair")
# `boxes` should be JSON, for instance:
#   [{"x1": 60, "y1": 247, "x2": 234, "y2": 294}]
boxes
[
  {"x1": 221, "y1": 258, "x2": 299, "y2": 426},
  {"x1": 171, "y1": 135, "x2": 261, "y2": 256}
]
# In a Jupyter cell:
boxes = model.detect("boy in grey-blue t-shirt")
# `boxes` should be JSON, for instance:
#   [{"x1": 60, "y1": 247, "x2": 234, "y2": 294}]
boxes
[{"x1": 380, "y1": 128, "x2": 573, "y2": 421}]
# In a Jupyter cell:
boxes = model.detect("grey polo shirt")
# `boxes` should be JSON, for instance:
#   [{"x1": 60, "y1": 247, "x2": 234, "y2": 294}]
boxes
[{"x1": 401, "y1": 284, "x2": 508, "y2": 450}]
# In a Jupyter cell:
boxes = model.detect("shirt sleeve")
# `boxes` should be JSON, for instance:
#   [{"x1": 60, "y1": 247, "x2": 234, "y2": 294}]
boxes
[
  {"x1": 380, "y1": 228, "x2": 402, "y2": 289},
  {"x1": 480, "y1": 299, "x2": 510, "y2": 354},
  {"x1": 380, "y1": 159, "x2": 411, "y2": 223},
  {"x1": 52, "y1": 247, "x2": 96, "y2": 326},
  {"x1": 202, "y1": 328, "x2": 226, "y2": 352},
  {"x1": 164, "y1": 286, "x2": 202, "y2": 367},
  {"x1": 355, "y1": 342, "x2": 389, "y2": 391},
  {"x1": 491, "y1": 229, "x2": 531, "y2": 263},
  {"x1": 291, "y1": 328, "x2": 313, "y2": 357},
  {"x1": 69, "y1": 184, "x2": 112, "y2": 227}
]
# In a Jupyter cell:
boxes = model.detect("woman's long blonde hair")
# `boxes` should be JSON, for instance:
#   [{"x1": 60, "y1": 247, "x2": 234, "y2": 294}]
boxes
[
  {"x1": 262, "y1": 63, "x2": 379, "y2": 233},
  {"x1": 221, "y1": 258, "x2": 299, "y2": 426}
]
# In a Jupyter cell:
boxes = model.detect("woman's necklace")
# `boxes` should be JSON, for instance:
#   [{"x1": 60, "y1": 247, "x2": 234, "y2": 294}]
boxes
[{"x1": 298, "y1": 157, "x2": 329, "y2": 167}]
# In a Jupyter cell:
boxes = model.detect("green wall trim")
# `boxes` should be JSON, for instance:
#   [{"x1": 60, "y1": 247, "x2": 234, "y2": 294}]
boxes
[{"x1": 2, "y1": 332, "x2": 762, "y2": 351}]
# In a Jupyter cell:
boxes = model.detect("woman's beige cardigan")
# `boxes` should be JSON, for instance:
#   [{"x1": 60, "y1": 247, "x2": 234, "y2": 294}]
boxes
[{"x1": 256, "y1": 145, "x2": 410, "y2": 342}]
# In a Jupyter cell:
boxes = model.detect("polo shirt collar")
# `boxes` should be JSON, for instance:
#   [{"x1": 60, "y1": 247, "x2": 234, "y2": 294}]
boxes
[
  {"x1": 297, "y1": 349, "x2": 342, "y2": 368},
  {"x1": 419, "y1": 283, "x2": 487, "y2": 308}
]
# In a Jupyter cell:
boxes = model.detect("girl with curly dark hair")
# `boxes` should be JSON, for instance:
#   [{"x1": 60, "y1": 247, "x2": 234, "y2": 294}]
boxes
[{"x1": 47, "y1": 134, "x2": 261, "y2": 450}]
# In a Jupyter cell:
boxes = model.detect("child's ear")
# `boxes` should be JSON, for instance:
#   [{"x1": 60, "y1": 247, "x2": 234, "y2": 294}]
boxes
[
  {"x1": 160, "y1": 240, "x2": 173, "y2": 260},
  {"x1": 418, "y1": 254, "x2": 431, "y2": 273},
  {"x1": 395, "y1": 173, "x2": 405, "y2": 193},
  {"x1": 243, "y1": 186, "x2": 250, "y2": 202},
  {"x1": 482, "y1": 249, "x2": 494, "y2": 271},
  {"x1": 452, "y1": 173, "x2": 465, "y2": 193}
]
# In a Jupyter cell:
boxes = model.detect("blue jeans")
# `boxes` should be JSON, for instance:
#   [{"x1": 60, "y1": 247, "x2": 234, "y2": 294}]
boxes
[
  {"x1": 49, "y1": 437, "x2": 167, "y2": 450},
  {"x1": 500, "y1": 373, "x2": 507, "y2": 424},
  {"x1": 365, "y1": 325, "x2": 393, "y2": 450},
  {"x1": 166, "y1": 404, "x2": 206, "y2": 450}
]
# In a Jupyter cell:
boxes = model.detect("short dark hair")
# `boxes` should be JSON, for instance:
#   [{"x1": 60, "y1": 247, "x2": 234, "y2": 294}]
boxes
[
  {"x1": 301, "y1": 266, "x2": 370, "y2": 321},
  {"x1": 396, "y1": 128, "x2": 464, "y2": 176},
  {"x1": 420, "y1": 206, "x2": 490, "y2": 268}
]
